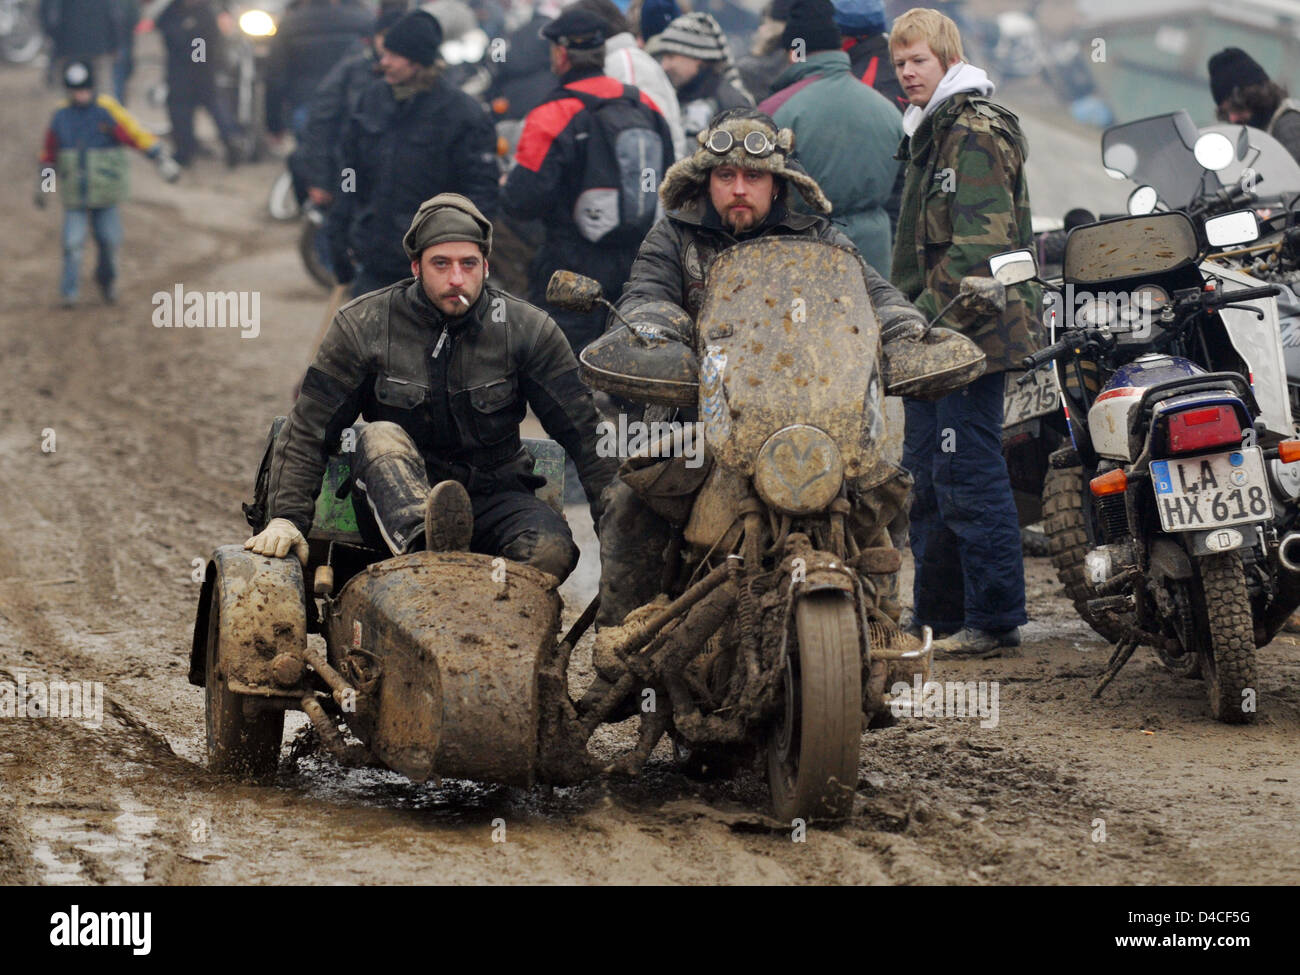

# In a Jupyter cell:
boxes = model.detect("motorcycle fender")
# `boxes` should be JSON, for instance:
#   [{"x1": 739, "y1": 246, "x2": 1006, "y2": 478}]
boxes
[
  {"x1": 1147, "y1": 537, "x2": 1193, "y2": 583},
  {"x1": 189, "y1": 545, "x2": 307, "y2": 694},
  {"x1": 797, "y1": 567, "x2": 858, "y2": 595}
]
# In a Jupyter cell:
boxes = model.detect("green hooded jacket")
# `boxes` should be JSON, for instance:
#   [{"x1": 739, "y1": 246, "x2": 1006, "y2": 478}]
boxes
[
  {"x1": 891, "y1": 92, "x2": 1042, "y2": 373},
  {"x1": 761, "y1": 50, "x2": 903, "y2": 276}
]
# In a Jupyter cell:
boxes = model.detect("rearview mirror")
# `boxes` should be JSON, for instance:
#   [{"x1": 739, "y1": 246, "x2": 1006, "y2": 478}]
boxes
[
  {"x1": 546, "y1": 270, "x2": 604, "y2": 312},
  {"x1": 989, "y1": 249, "x2": 1038, "y2": 286},
  {"x1": 1205, "y1": 209, "x2": 1261, "y2": 248},
  {"x1": 956, "y1": 276, "x2": 1007, "y2": 317},
  {"x1": 1127, "y1": 185, "x2": 1159, "y2": 215}
]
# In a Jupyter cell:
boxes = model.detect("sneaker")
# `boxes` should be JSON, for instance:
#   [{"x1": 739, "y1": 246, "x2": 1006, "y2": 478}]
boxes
[
  {"x1": 425, "y1": 480, "x2": 473, "y2": 552},
  {"x1": 932, "y1": 627, "x2": 1021, "y2": 659},
  {"x1": 59, "y1": 295, "x2": 76, "y2": 309},
  {"x1": 99, "y1": 280, "x2": 117, "y2": 305}
]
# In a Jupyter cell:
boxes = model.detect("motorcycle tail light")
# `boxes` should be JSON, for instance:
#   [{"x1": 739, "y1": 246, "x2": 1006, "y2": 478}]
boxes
[
  {"x1": 1165, "y1": 405, "x2": 1241, "y2": 453},
  {"x1": 1090, "y1": 469, "x2": 1128, "y2": 496},
  {"x1": 1279, "y1": 440, "x2": 1300, "y2": 463}
]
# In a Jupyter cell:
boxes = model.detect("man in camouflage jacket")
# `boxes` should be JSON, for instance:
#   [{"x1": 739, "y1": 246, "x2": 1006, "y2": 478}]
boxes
[
  {"x1": 889, "y1": 8, "x2": 1042, "y2": 657},
  {"x1": 596, "y1": 108, "x2": 928, "y2": 649}
]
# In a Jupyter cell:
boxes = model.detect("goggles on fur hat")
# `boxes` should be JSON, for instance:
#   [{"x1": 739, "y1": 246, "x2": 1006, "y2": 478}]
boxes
[
  {"x1": 704, "y1": 128, "x2": 777, "y2": 158},
  {"x1": 658, "y1": 113, "x2": 831, "y2": 214}
]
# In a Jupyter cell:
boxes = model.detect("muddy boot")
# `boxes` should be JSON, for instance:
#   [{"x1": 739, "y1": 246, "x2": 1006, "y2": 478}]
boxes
[
  {"x1": 353, "y1": 421, "x2": 431, "y2": 555},
  {"x1": 425, "y1": 480, "x2": 474, "y2": 552},
  {"x1": 932, "y1": 627, "x2": 1021, "y2": 660},
  {"x1": 595, "y1": 480, "x2": 670, "y2": 628}
]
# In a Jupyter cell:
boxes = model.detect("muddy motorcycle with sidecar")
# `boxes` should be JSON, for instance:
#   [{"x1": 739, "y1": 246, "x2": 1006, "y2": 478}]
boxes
[{"x1": 192, "y1": 237, "x2": 991, "y2": 820}]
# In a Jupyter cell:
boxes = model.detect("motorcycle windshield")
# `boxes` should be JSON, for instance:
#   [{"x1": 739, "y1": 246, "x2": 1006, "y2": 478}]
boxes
[
  {"x1": 1063, "y1": 212, "x2": 1199, "y2": 285},
  {"x1": 1101, "y1": 111, "x2": 1217, "y2": 209},
  {"x1": 1200, "y1": 123, "x2": 1300, "y2": 204},
  {"x1": 692, "y1": 237, "x2": 883, "y2": 479}
]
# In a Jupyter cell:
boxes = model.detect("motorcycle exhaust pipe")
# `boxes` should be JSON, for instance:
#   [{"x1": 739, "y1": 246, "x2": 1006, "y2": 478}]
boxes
[{"x1": 1278, "y1": 533, "x2": 1300, "y2": 573}]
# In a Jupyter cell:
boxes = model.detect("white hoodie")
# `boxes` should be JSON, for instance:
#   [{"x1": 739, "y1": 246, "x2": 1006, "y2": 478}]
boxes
[
  {"x1": 901, "y1": 61, "x2": 996, "y2": 138},
  {"x1": 604, "y1": 32, "x2": 687, "y2": 161}
]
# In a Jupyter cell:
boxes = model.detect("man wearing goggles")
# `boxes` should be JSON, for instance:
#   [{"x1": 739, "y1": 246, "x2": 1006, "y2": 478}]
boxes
[{"x1": 592, "y1": 108, "x2": 928, "y2": 653}]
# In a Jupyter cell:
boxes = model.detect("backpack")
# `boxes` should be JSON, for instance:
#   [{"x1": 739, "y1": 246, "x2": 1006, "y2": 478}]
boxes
[{"x1": 567, "y1": 84, "x2": 666, "y2": 246}]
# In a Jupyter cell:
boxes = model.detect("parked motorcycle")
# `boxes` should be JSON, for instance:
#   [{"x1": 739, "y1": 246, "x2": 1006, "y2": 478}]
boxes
[
  {"x1": 1010, "y1": 174, "x2": 1300, "y2": 722},
  {"x1": 0, "y1": 0, "x2": 41, "y2": 65}
]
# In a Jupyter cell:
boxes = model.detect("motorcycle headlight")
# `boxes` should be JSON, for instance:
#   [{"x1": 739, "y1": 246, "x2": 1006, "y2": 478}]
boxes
[
  {"x1": 753, "y1": 425, "x2": 843, "y2": 516},
  {"x1": 239, "y1": 10, "x2": 276, "y2": 37}
]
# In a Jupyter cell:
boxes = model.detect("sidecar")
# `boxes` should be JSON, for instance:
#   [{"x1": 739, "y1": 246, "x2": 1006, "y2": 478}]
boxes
[{"x1": 189, "y1": 420, "x2": 594, "y2": 785}]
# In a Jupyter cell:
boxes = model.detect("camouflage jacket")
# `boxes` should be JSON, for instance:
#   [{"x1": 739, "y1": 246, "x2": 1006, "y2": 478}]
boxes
[{"x1": 890, "y1": 92, "x2": 1042, "y2": 374}]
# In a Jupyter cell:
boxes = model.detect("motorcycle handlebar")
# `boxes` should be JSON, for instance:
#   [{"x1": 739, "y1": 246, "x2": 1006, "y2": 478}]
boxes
[
  {"x1": 1205, "y1": 284, "x2": 1281, "y2": 306},
  {"x1": 1022, "y1": 336, "x2": 1076, "y2": 371}
]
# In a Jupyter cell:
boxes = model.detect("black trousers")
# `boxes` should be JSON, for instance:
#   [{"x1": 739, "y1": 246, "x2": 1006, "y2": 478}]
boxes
[{"x1": 351, "y1": 421, "x2": 579, "y2": 581}]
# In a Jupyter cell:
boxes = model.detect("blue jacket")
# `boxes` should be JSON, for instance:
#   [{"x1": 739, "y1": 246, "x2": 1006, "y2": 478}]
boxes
[{"x1": 41, "y1": 94, "x2": 158, "y2": 208}]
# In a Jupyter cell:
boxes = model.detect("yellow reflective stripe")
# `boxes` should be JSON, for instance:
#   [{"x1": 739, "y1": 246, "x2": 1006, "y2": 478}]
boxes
[{"x1": 96, "y1": 93, "x2": 157, "y2": 152}]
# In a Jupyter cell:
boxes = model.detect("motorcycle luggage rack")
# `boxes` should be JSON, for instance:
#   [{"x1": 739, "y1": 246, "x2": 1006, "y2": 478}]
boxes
[{"x1": 1134, "y1": 372, "x2": 1259, "y2": 424}]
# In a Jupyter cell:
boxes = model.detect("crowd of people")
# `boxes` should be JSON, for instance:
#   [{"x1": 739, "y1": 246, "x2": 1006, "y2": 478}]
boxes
[{"x1": 32, "y1": 1, "x2": 1300, "y2": 660}]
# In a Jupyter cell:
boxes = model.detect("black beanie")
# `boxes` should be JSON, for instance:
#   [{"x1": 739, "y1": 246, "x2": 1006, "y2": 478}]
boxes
[
  {"x1": 383, "y1": 10, "x2": 444, "y2": 66},
  {"x1": 1208, "y1": 48, "x2": 1269, "y2": 106},
  {"x1": 781, "y1": 0, "x2": 841, "y2": 53}
]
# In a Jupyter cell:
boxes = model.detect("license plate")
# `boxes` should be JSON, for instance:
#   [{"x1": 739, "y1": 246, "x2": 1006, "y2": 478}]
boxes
[
  {"x1": 1151, "y1": 447, "x2": 1272, "y2": 531},
  {"x1": 1003, "y1": 368, "x2": 1060, "y2": 426}
]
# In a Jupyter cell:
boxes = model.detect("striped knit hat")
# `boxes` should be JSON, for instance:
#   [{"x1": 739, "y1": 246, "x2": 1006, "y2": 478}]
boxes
[{"x1": 646, "y1": 12, "x2": 752, "y2": 102}]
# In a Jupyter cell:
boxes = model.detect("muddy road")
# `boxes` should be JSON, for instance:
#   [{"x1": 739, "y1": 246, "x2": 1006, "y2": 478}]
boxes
[{"x1": 0, "y1": 54, "x2": 1297, "y2": 886}]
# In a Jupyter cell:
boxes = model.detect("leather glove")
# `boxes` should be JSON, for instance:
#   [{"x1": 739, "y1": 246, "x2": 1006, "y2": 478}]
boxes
[
  {"x1": 880, "y1": 314, "x2": 928, "y2": 342},
  {"x1": 244, "y1": 517, "x2": 309, "y2": 564}
]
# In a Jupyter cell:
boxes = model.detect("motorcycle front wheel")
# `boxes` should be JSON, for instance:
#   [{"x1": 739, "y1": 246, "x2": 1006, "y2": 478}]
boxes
[
  {"x1": 1198, "y1": 552, "x2": 1259, "y2": 724},
  {"x1": 268, "y1": 169, "x2": 299, "y2": 221},
  {"x1": 766, "y1": 592, "x2": 861, "y2": 822},
  {"x1": 0, "y1": 4, "x2": 42, "y2": 64},
  {"x1": 299, "y1": 216, "x2": 335, "y2": 288}
]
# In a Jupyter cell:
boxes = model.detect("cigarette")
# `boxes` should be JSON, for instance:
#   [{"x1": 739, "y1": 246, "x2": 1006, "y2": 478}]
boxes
[{"x1": 456, "y1": 294, "x2": 469, "y2": 307}]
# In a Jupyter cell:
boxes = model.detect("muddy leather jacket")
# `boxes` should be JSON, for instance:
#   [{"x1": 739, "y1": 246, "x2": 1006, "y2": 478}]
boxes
[
  {"x1": 267, "y1": 279, "x2": 619, "y2": 533},
  {"x1": 617, "y1": 196, "x2": 926, "y2": 340}
]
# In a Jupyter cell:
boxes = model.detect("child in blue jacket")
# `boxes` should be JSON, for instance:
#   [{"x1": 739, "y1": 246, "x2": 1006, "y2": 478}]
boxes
[{"x1": 37, "y1": 60, "x2": 179, "y2": 307}]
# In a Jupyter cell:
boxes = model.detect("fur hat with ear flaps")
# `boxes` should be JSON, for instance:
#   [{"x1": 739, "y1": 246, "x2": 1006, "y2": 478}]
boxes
[{"x1": 658, "y1": 109, "x2": 833, "y2": 215}]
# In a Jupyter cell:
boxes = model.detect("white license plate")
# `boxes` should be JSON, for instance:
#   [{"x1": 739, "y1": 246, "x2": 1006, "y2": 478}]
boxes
[
  {"x1": 1004, "y1": 368, "x2": 1060, "y2": 426},
  {"x1": 1151, "y1": 447, "x2": 1272, "y2": 531}
]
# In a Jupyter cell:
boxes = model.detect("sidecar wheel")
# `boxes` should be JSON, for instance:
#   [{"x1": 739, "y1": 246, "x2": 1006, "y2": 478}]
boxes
[
  {"x1": 204, "y1": 586, "x2": 285, "y2": 777},
  {"x1": 766, "y1": 592, "x2": 861, "y2": 822}
]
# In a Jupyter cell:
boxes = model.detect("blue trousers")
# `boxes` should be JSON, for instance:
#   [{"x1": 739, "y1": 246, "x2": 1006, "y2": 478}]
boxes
[
  {"x1": 902, "y1": 370, "x2": 1027, "y2": 632},
  {"x1": 61, "y1": 206, "x2": 123, "y2": 300}
]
